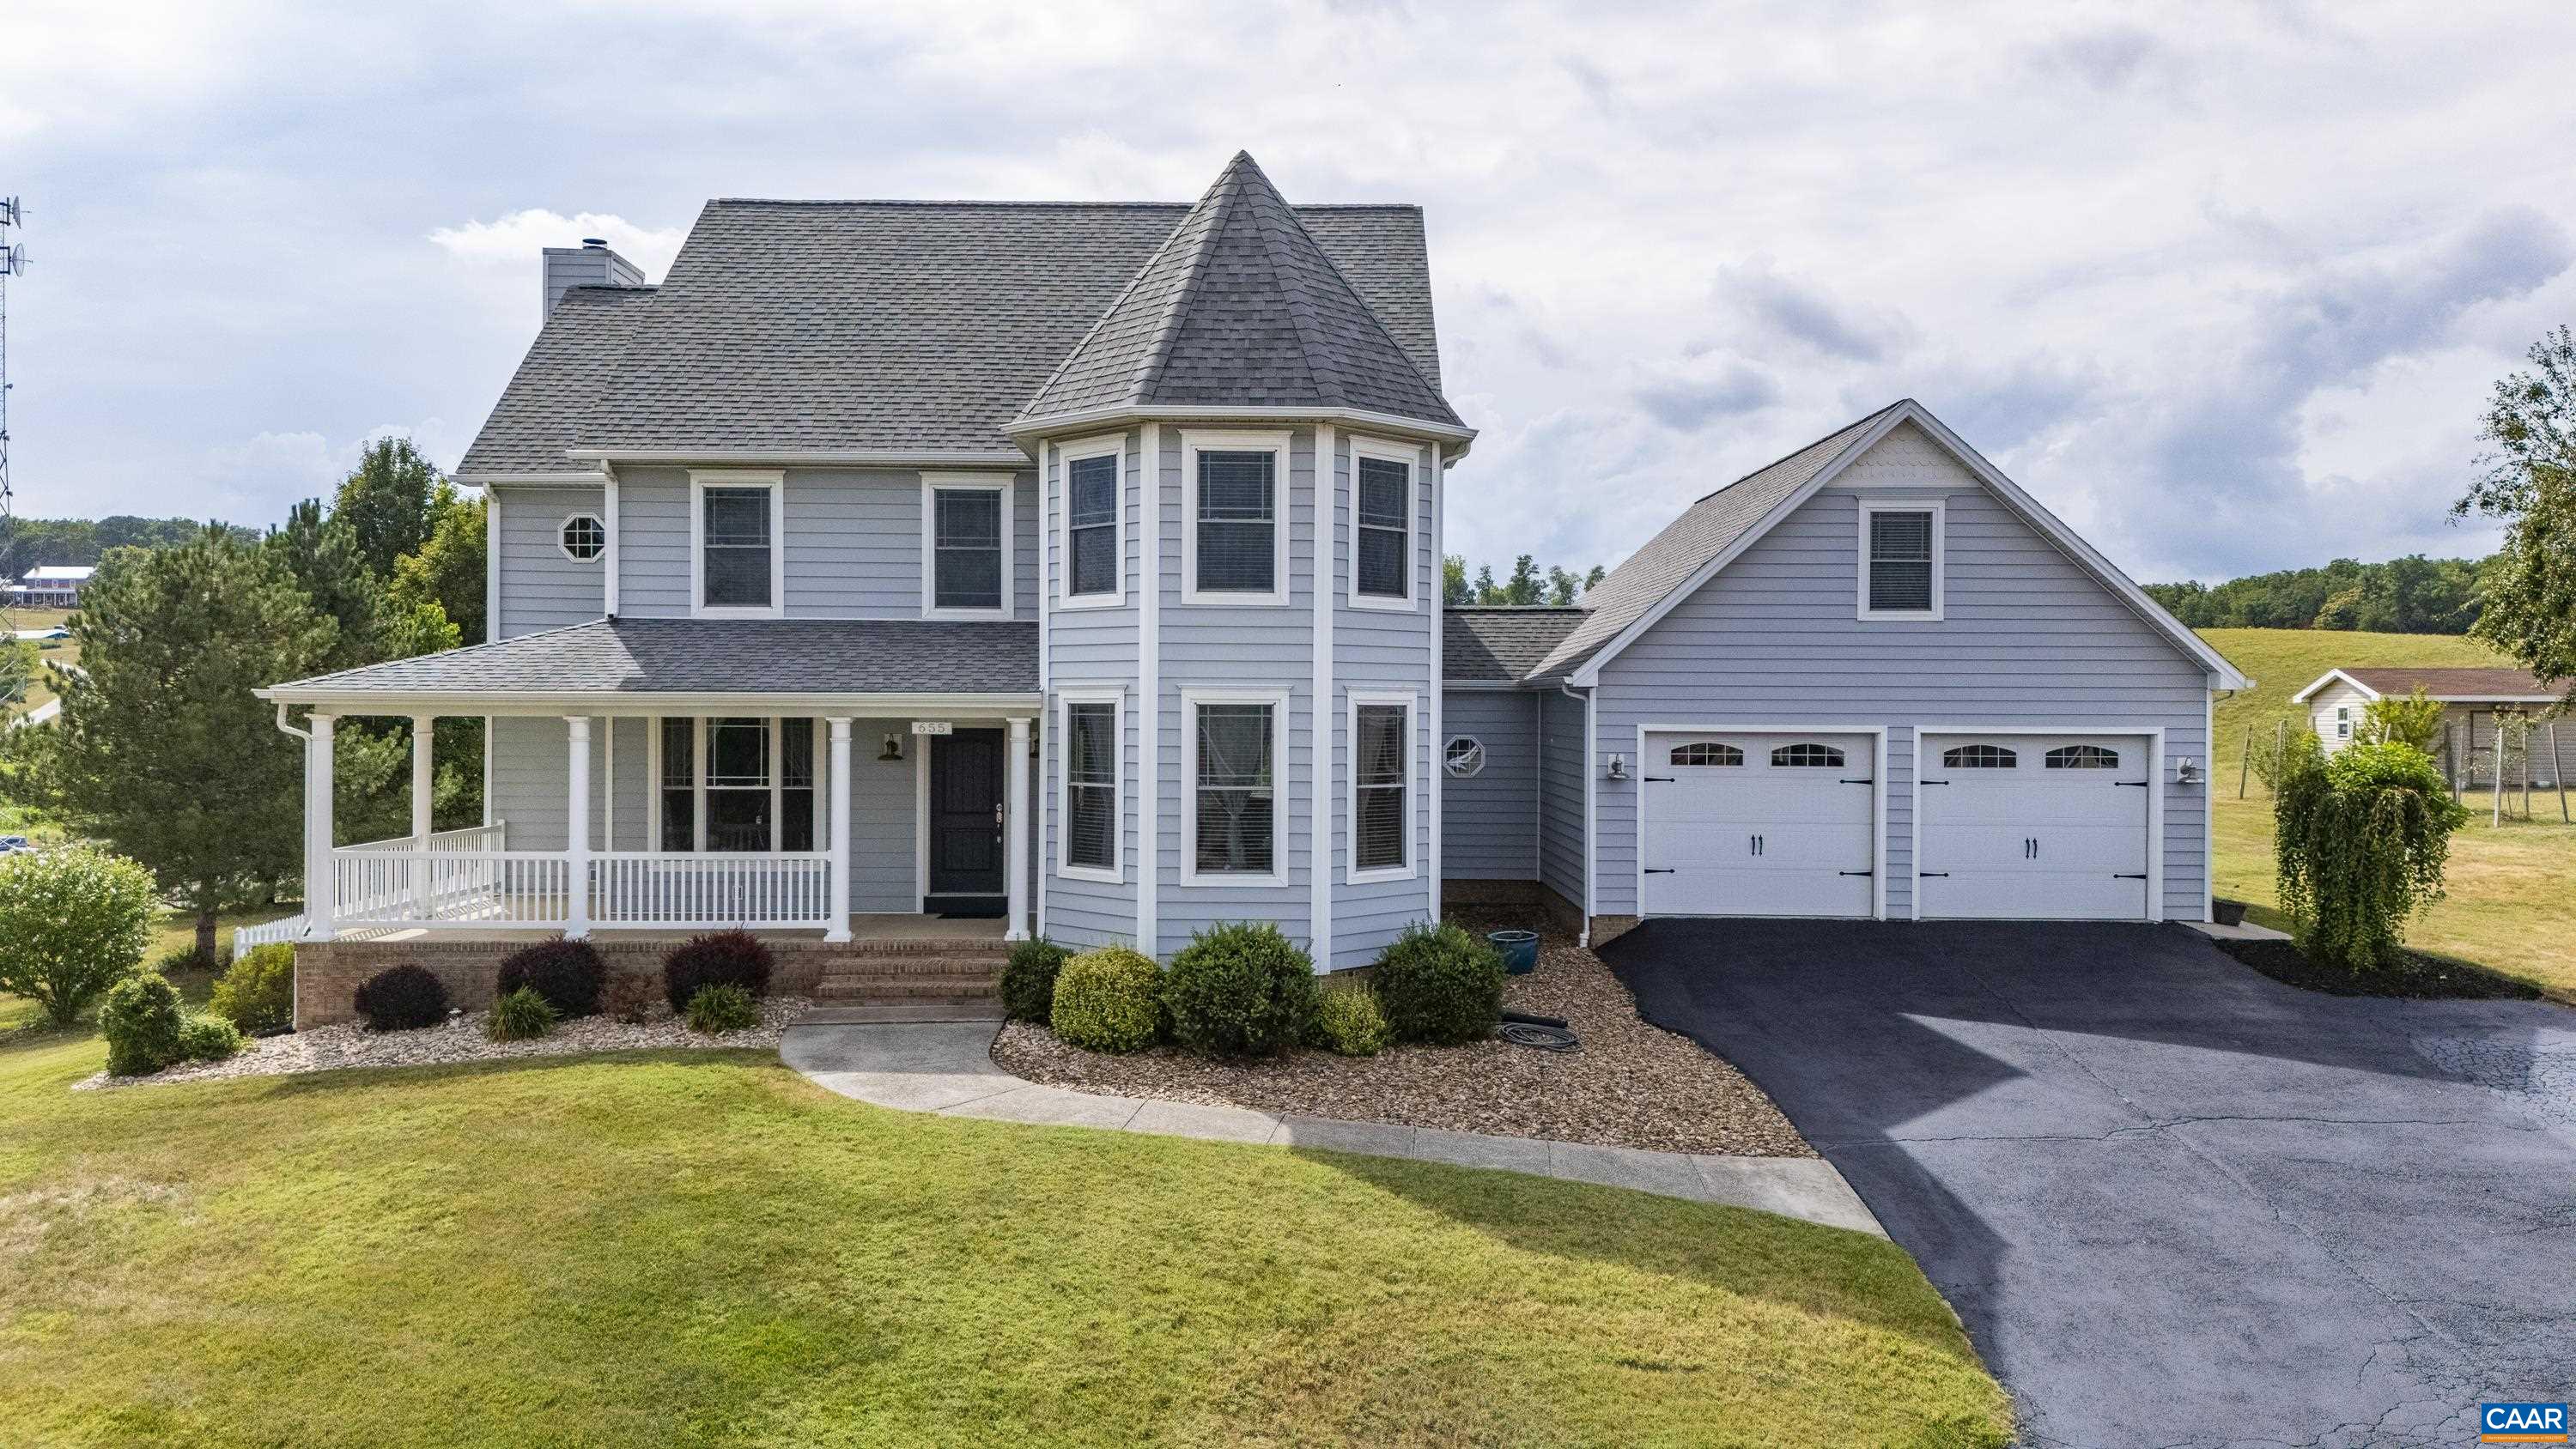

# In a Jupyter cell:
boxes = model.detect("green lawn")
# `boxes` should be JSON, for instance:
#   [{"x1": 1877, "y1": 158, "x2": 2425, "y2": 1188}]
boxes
[
  {"x1": 2200, "y1": 627, "x2": 2576, "y2": 1000},
  {"x1": 0, "y1": 1009, "x2": 2008, "y2": 1446}
]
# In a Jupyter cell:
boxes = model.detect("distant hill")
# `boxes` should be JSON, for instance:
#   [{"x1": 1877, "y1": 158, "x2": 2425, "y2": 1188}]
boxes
[
  {"x1": 2147, "y1": 554, "x2": 2489, "y2": 634},
  {"x1": 1, "y1": 516, "x2": 258, "y2": 580}
]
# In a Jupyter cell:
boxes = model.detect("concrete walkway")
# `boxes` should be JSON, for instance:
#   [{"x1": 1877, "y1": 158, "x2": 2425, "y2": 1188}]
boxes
[{"x1": 780, "y1": 1022, "x2": 1883, "y2": 1234}]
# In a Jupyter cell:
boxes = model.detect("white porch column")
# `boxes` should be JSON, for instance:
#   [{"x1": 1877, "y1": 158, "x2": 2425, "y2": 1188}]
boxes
[
  {"x1": 1005, "y1": 715, "x2": 1031, "y2": 942},
  {"x1": 565, "y1": 715, "x2": 592, "y2": 938},
  {"x1": 410, "y1": 714, "x2": 435, "y2": 918},
  {"x1": 825, "y1": 718, "x2": 854, "y2": 943},
  {"x1": 303, "y1": 713, "x2": 336, "y2": 940}
]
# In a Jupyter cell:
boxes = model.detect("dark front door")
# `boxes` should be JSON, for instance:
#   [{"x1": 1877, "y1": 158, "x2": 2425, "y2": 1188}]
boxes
[{"x1": 926, "y1": 728, "x2": 1005, "y2": 913}]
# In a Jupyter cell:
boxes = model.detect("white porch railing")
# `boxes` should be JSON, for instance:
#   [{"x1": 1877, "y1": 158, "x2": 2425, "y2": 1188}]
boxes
[
  {"x1": 590, "y1": 852, "x2": 836, "y2": 930},
  {"x1": 324, "y1": 822, "x2": 836, "y2": 932}
]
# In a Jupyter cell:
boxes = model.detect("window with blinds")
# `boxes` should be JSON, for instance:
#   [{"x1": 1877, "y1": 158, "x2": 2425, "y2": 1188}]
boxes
[
  {"x1": 654, "y1": 718, "x2": 817, "y2": 852},
  {"x1": 1065, "y1": 701, "x2": 1117, "y2": 873},
  {"x1": 1353, "y1": 702, "x2": 1409, "y2": 873},
  {"x1": 1066, "y1": 454, "x2": 1118, "y2": 598},
  {"x1": 702, "y1": 486, "x2": 774, "y2": 609},
  {"x1": 1193, "y1": 702, "x2": 1275, "y2": 875},
  {"x1": 706, "y1": 718, "x2": 772, "y2": 852},
  {"x1": 933, "y1": 488, "x2": 1004, "y2": 611},
  {"x1": 1866, "y1": 508, "x2": 1935, "y2": 614},
  {"x1": 1194, "y1": 451, "x2": 1276, "y2": 595},
  {"x1": 659, "y1": 717, "x2": 695, "y2": 851},
  {"x1": 1356, "y1": 456, "x2": 1409, "y2": 599}
]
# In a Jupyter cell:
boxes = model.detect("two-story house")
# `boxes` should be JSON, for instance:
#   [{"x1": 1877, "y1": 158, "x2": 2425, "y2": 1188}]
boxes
[{"x1": 259, "y1": 151, "x2": 2249, "y2": 1022}]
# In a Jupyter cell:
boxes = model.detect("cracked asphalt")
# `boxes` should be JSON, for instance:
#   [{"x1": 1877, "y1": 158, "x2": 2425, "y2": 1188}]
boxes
[{"x1": 1598, "y1": 919, "x2": 2576, "y2": 1448}]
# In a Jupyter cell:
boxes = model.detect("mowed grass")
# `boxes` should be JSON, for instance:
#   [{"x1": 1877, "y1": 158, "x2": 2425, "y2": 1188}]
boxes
[
  {"x1": 2200, "y1": 627, "x2": 2576, "y2": 999},
  {"x1": 0, "y1": 1011, "x2": 2008, "y2": 1447},
  {"x1": 7, "y1": 606, "x2": 79, "y2": 718}
]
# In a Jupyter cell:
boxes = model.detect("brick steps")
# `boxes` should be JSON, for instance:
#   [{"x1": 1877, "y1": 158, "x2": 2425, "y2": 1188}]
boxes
[
  {"x1": 814, "y1": 978, "x2": 999, "y2": 1002},
  {"x1": 810, "y1": 946, "x2": 1005, "y2": 1005}
]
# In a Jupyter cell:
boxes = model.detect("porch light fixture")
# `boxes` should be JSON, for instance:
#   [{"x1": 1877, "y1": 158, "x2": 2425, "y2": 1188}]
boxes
[{"x1": 878, "y1": 732, "x2": 906, "y2": 762}]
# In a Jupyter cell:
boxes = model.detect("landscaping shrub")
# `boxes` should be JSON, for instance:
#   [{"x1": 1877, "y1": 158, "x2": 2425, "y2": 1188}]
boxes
[
  {"x1": 1049, "y1": 946, "x2": 1163, "y2": 1054},
  {"x1": 496, "y1": 938, "x2": 606, "y2": 1019},
  {"x1": 0, "y1": 844, "x2": 160, "y2": 1027},
  {"x1": 2275, "y1": 737, "x2": 2470, "y2": 972},
  {"x1": 684, "y1": 983, "x2": 760, "y2": 1034},
  {"x1": 1160, "y1": 922, "x2": 1316, "y2": 1058},
  {"x1": 2358, "y1": 686, "x2": 2447, "y2": 751},
  {"x1": 1000, "y1": 937, "x2": 1072, "y2": 1022},
  {"x1": 663, "y1": 930, "x2": 774, "y2": 1014},
  {"x1": 100, "y1": 973, "x2": 185, "y2": 1076},
  {"x1": 1370, "y1": 921, "x2": 1505, "y2": 1046},
  {"x1": 210, "y1": 943, "x2": 295, "y2": 1035},
  {"x1": 354, "y1": 964, "x2": 451, "y2": 1033},
  {"x1": 177, "y1": 1013, "x2": 244, "y2": 1063},
  {"x1": 603, "y1": 973, "x2": 658, "y2": 1025},
  {"x1": 486, "y1": 985, "x2": 559, "y2": 1042},
  {"x1": 1313, "y1": 984, "x2": 1391, "y2": 1058}
]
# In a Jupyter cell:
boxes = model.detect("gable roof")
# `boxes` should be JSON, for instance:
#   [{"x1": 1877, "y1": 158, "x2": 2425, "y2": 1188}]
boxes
[
  {"x1": 2291, "y1": 666, "x2": 2567, "y2": 705},
  {"x1": 457, "y1": 284, "x2": 658, "y2": 476},
  {"x1": 1528, "y1": 399, "x2": 2252, "y2": 691},
  {"x1": 1018, "y1": 153, "x2": 1457, "y2": 428},
  {"x1": 1445, "y1": 607, "x2": 1591, "y2": 683}
]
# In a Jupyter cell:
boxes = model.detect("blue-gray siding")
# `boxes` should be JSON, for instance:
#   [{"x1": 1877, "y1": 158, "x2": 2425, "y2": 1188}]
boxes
[
  {"x1": 1038, "y1": 428, "x2": 1145, "y2": 951},
  {"x1": 1537, "y1": 686, "x2": 1589, "y2": 913},
  {"x1": 492, "y1": 484, "x2": 606, "y2": 639},
  {"x1": 1440, "y1": 688, "x2": 1540, "y2": 881}
]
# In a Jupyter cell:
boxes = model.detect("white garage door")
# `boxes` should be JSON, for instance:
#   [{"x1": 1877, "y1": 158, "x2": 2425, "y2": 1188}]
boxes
[
  {"x1": 1641, "y1": 732, "x2": 1874, "y2": 918},
  {"x1": 1917, "y1": 734, "x2": 2151, "y2": 920}
]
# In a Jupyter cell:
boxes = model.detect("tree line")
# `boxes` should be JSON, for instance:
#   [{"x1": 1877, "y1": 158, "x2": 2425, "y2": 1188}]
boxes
[
  {"x1": 0, "y1": 439, "x2": 486, "y2": 961},
  {"x1": 1443, "y1": 554, "x2": 1606, "y2": 607},
  {"x1": 1, "y1": 516, "x2": 258, "y2": 582},
  {"x1": 2142, "y1": 553, "x2": 2493, "y2": 634}
]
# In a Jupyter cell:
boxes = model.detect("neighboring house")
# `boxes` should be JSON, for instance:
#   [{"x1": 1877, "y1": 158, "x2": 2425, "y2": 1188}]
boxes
[
  {"x1": 9, "y1": 565, "x2": 94, "y2": 607},
  {"x1": 258, "y1": 150, "x2": 2250, "y2": 970},
  {"x1": 2291, "y1": 667, "x2": 2573, "y2": 786}
]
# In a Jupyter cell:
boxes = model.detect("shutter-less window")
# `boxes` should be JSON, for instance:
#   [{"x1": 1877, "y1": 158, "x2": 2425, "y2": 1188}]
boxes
[
  {"x1": 706, "y1": 717, "x2": 772, "y2": 852},
  {"x1": 702, "y1": 488, "x2": 774, "y2": 608},
  {"x1": 1868, "y1": 510, "x2": 1934, "y2": 612},
  {"x1": 659, "y1": 717, "x2": 695, "y2": 851},
  {"x1": 780, "y1": 718, "x2": 816, "y2": 852},
  {"x1": 1195, "y1": 452, "x2": 1276, "y2": 594},
  {"x1": 1066, "y1": 702, "x2": 1117, "y2": 871},
  {"x1": 1194, "y1": 702, "x2": 1274, "y2": 874},
  {"x1": 933, "y1": 488, "x2": 1004, "y2": 610},
  {"x1": 1354, "y1": 703, "x2": 1409, "y2": 871},
  {"x1": 1357, "y1": 457, "x2": 1409, "y2": 598},
  {"x1": 1066, "y1": 455, "x2": 1118, "y2": 597}
]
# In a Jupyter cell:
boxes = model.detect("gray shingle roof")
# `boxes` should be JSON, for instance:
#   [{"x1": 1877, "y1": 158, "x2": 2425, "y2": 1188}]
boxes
[
  {"x1": 457, "y1": 285, "x2": 657, "y2": 475},
  {"x1": 268, "y1": 617, "x2": 1038, "y2": 697},
  {"x1": 1445, "y1": 607, "x2": 1590, "y2": 683},
  {"x1": 2339, "y1": 666, "x2": 2567, "y2": 700},
  {"x1": 1020, "y1": 153, "x2": 1457, "y2": 426},
  {"x1": 1527, "y1": 403, "x2": 1905, "y2": 682}
]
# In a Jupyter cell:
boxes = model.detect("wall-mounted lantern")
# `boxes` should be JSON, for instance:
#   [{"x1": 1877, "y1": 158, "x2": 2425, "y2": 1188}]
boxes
[{"x1": 878, "y1": 732, "x2": 906, "y2": 762}]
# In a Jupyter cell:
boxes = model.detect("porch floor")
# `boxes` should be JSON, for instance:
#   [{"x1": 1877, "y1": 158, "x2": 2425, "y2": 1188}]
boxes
[{"x1": 330, "y1": 912, "x2": 1009, "y2": 945}]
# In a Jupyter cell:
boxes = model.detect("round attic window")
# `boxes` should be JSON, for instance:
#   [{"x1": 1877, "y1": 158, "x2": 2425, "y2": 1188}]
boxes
[{"x1": 1443, "y1": 736, "x2": 1485, "y2": 778}]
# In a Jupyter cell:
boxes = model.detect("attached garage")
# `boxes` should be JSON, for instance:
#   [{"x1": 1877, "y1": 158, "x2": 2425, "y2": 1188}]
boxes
[
  {"x1": 1638, "y1": 731, "x2": 1880, "y2": 919},
  {"x1": 1915, "y1": 732, "x2": 2157, "y2": 921}
]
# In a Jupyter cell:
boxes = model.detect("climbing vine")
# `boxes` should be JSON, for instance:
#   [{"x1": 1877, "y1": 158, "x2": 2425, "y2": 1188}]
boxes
[{"x1": 2273, "y1": 737, "x2": 2469, "y2": 971}]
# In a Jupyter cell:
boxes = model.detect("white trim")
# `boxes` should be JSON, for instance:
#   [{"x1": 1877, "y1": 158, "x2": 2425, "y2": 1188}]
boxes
[
  {"x1": 2279, "y1": 668, "x2": 2555, "y2": 707},
  {"x1": 2290, "y1": 669, "x2": 2384, "y2": 704},
  {"x1": 567, "y1": 448, "x2": 1033, "y2": 469},
  {"x1": 1635, "y1": 724, "x2": 1889, "y2": 922},
  {"x1": 688, "y1": 470, "x2": 787, "y2": 620},
  {"x1": 1310, "y1": 422, "x2": 1336, "y2": 956},
  {"x1": 825, "y1": 717, "x2": 854, "y2": 942},
  {"x1": 260, "y1": 688, "x2": 1042, "y2": 713},
  {"x1": 459, "y1": 470, "x2": 616, "y2": 488},
  {"x1": 919, "y1": 475, "x2": 1016, "y2": 620},
  {"x1": 1347, "y1": 434, "x2": 1419, "y2": 612},
  {"x1": 1005, "y1": 715, "x2": 1032, "y2": 940},
  {"x1": 556, "y1": 511, "x2": 608, "y2": 565},
  {"x1": 914, "y1": 738, "x2": 930, "y2": 906},
  {"x1": 1055, "y1": 432, "x2": 1127, "y2": 611},
  {"x1": 646, "y1": 714, "x2": 661, "y2": 850},
  {"x1": 2203, "y1": 692, "x2": 2215, "y2": 925},
  {"x1": 1568, "y1": 400, "x2": 2251, "y2": 690},
  {"x1": 1014, "y1": 403, "x2": 1474, "y2": 449},
  {"x1": 1036, "y1": 441, "x2": 1051, "y2": 694},
  {"x1": 1909, "y1": 724, "x2": 2166, "y2": 924},
  {"x1": 1180, "y1": 686, "x2": 1294, "y2": 888},
  {"x1": 1856, "y1": 499, "x2": 1945, "y2": 621},
  {"x1": 1055, "y1": 688, "x2": 1124, "y2": 885},
  {"x1": 1581, "y1": 685, "x2": 1596, "y2": 944},
  {"x1": 1428, "y1": 445, "x2": 1446, "y2": 919},
  {"x1": 1179, "y1": 428, "x2": 1293, "y2": 607},
  {"x1": 601, "y1": 466, "x2": 621, "y2": 615},
  {"x1": 691, "y1": 716, "x2": 708, "y2": 852},
  {"x1": 1346, "y1": 690, "x2": 1420, "y2": 885},
  {"x1": 1138, "y1": 423, "x2": 1162, "y2": 955},
  {"x1": 484, "y1": 487, "x2": 501, "y2": 642},
  {"x1": 482, "y1": 713, "x2": 494, "y2": 828},
  {"x1": 1439, "y1": 680, "x2": 1529, "y2": 691}
]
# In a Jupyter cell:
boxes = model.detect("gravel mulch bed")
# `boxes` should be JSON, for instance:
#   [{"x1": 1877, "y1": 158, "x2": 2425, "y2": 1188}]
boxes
[
  {"x1": 2215, "y1": 937, "x2": 2541, "y2": 1001},
  {"x1": 993, "y1": 911, "x2": 1814, "y2": 1157},
  {"x1": 72, "y1": 996, "x2": 814, "y2": 1093}
]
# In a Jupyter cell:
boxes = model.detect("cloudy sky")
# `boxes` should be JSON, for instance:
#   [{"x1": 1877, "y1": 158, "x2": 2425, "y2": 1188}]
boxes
[{"x1": 4, "y1": 0, "x2": 2573, "y2": 585}]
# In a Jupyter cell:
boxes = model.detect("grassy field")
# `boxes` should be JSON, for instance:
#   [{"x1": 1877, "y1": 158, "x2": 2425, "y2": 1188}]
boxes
[
  {"x1": 6, "y1": 606, "x2": 78, "y2": 718},
  {"x1": 0, "y1": 1005, "x2": 2008, "y2": 1446},
  {"x1": 2199, "y1": 627, "x2": 2576, "y2": 999}
]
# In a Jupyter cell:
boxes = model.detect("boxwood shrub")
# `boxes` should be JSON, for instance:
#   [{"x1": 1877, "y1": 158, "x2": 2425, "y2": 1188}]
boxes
[
  {"x1": 100, "y1": 973, "x2": 185, "y2": 1076},
  {"x1": 1371, "y1": 921, "x2": 1504, "y2": 1046},
  {"x1": 210, "y1": 943, "x2": 295, "y2": 1035},
  {"x1": 1313, "y1": 984, "x2": 1392, "y2": 1058},
  {"x1": 663, "y1": 931, "x2": 773, "y2": 1014},
  {"x1": 496, "y1": 938, "x2": 606, "y2": 1019},
  {"x1": 1000, "y1": 937, "x2": 1072, "y2": 1022},
  {"x1": 1050, "y1": 946, "x2": 1163, "y2": 1054},
  {"x1": 176, "y1": 1013, "x2": 245, "y2": 1063},
  {"x1": 354, "y1": 964, "x2": 451, "y2": 1033},
  {"x1": 1160, "y1": 922, "x2": 1316, "y2": 1058}
]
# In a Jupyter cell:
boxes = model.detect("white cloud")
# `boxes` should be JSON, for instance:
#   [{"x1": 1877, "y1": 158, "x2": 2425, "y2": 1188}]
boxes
[{"x1": 427, "y1": 210, "x2": 686, "y2": 280}]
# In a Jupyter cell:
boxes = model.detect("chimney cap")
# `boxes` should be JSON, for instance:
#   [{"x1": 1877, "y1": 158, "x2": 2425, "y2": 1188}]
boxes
[{"x1": 580, "y1": 237, "x2": 607, "y2": 249}]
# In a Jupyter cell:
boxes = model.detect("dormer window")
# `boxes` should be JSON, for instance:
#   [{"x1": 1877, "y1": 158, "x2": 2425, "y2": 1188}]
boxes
[
  {"x1": 922, "y1": 475, "x2": 1013, "y2": 619},
  {"x1": 1182, "y1": 431, "x2": 1291, "y2": 606},
  {"x1": 1353, "y1": 440, "x2": 1414, "y2": 607},
  {"x1": 690, "y1": 471, "x2": 783, "y2": 618},
  {"x1": 1859, "y1": 501, "x2": 1942, "y2": 620}
]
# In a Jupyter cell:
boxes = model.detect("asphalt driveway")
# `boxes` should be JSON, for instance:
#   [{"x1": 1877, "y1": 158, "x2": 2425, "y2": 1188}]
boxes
[{"x1": 1598, "y1": 919, "x2": 2575, "y2": 1448}]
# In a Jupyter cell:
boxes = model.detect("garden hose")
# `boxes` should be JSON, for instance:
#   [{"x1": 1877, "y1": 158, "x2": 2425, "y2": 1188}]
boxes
[{"x1": 1498, "y1": 1022, "x2": 1579, "y2": 1052}]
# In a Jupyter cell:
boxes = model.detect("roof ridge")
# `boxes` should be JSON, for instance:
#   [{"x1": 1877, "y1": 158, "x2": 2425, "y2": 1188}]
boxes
[
  {"x1": 701, "y1": 197, "x2": 1414, "y2": 212},
  {"x1": 1693, "y1": 399, "x2": 1908, "y2": 505}
]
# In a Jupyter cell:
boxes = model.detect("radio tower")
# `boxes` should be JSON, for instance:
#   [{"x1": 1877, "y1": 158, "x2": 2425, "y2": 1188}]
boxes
[{"x1": 0, "y1": 196, "x2": 22, "y2": 633}]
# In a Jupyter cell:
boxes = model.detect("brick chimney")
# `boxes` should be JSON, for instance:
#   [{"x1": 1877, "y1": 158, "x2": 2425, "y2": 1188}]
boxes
[{"x1": 540, "y1": 237, "x2": 646, "y2": 322}]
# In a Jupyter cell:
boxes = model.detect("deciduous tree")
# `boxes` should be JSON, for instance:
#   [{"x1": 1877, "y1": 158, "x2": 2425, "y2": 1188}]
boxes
[{"x1": 2459, "y1": 326, "x2": 2576, "y2": 706}]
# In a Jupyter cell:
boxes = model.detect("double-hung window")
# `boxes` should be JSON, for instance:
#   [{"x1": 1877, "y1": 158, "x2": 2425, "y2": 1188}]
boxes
[
  {"x1": 924, "y1": 476, "x2": 1011, "y2": 617},
  {"x1": 1352, "y1": 443, "x2": 1413, "y2": 606},
  {"x1": 1059, "y1": 694, "x2": 1121, "y2": 881},
  {"x1": 1060, "y1": 440, "x2": 1121, "y2": 605},
  {"x1": 1182, "y1": 432, "x2": 1290, "y2": 604},
  {"x1": 1349, "y1": 694, "x2": 1415, "y2": 882},
  {"x1": 1186, "y1": 692, "x2": 1286, "y2": 882},
  {"x1": 1858, "y1": 501, "x2": 1942, "y2": 620},
  {"x1": 694, "y1": 472, "x2": 781, "y2": 616},
  {"x1": 650, "y1": 717, "x2": 819, "y2": 853}
]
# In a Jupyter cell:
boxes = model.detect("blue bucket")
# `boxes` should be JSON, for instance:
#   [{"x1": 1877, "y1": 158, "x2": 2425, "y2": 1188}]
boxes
[{"x1": 1488, "y1": 930, "x2": 1540, "y2": 975}]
